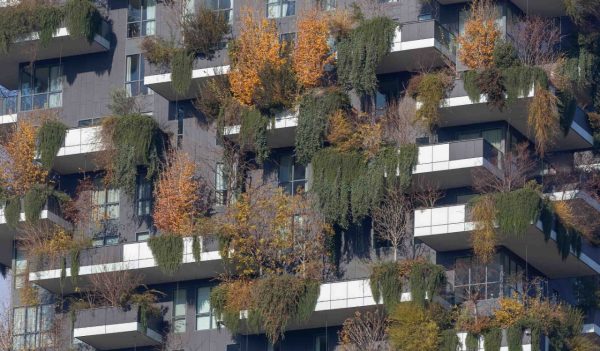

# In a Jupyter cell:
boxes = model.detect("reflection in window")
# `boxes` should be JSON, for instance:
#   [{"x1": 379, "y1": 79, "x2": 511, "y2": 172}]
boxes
[
  {"x1": 91, "y1": 180, "x2": 120, "y2": 247},
  {"x1": 126, "y1": 54, "x2": 150, "y2": 97},
  {"x1": 128, "y1": 0, "x2": 156, "y2": 38},
  {"x1": 19, "y1": 64, "x2": 62, "y2": 112},
  {"x1": 320, "y1": 0, "x2": 335, "y2": 11},
  {"x1": 454, "y1": 255, "x2": 501, "y2": 304},
  {"x1": 174, "y1": 289, "x2": 187, "y2": 333},
  {"x1": 215, "y1": 162, "x2": 228, "y2": 206},
  {"x1": 12, "y1": 305, "x2": 53, "y2": 350},
  {"x1": 278, "y1": 154, "x2": 306, "y2": 195},
  {"x1": 196, "y1": 287, "x2": 215, "y2": 330},
  {"x1": 266, "y1": 0, "x2": 295, "y2": 18},
  {"x1": 136, "y1": 175, "x2": 153, "y2": 216},
  {"x1": 206, "y1": 0, "x2": 233, "y2": 23}
]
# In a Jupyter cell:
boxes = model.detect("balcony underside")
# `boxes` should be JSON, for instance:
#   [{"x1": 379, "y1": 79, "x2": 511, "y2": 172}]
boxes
[
  {"x1": 414, "y1": 158, "x2": 499, "y2": 190},
  {"x1": 223, "y1": 113, "x2": 297, "y2": 149},
  {"x1": 74, "y1": 323, "x2": 162, "y2": 350},
  {"x1": 30, "y1": 251, "x2": 223, "y2": 294},
  {"x1": 439, "y1": 97, "x2": 593, "y2": 152},
  {"x1": 416, "y1": 220, "x2": 598, "y2": 279},
  {"x1": 379, "y1": 43, "x2": 450, "y2": 74},
  {"x1": 53, "y1": 149, "x2": 105, "y2": 174},
  {"x1": 0, "y1": 28, "x2": 110, "y2": 90},
  {"x1": 144, "y1": 65, "x2": 230, "y2": 101}
]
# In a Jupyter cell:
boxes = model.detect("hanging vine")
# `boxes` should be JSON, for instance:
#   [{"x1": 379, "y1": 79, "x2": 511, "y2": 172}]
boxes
[
  {"x1": 37, "y1": 120, "x2": 67, "y2": 170},
  {"x1": 147, "y1": 234, "x2": 184, "y2": 275}
]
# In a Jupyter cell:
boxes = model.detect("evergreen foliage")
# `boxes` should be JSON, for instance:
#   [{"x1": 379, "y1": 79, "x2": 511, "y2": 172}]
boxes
[
  {"x1": 239, "y1": 108, "x2": 269, "y2": 164},
  {"x1": 439, "y1": 329, "x2": 461, "y2": 351},
  {"x1": 337, "y1": 17, "x2": 396, "y2": 96},
  {"x1": 171, "y1": 49, "x2": 194, "y2": 97},
  {"x1": 493, "y1": 41, "x2": 521, "y2": 69},
  {"x1": 70, "y1": 247, "x2": 80, "y2": 286},
  {"x1": 295, "y1": 88, "x2": 351, "y2": 165},
  {"x1": 507, "y1": 324, "x2": 523, "y2": 351},
  {"x1": 37, "y1": 120, "x2": 67, "y2": 170},
  {"x1": 64, "y1": 0, "x2": 102, "y2": 42},
  {"x1": 4, "y1": 196, "x2": 21, "y2": 229},
  {"x1": 409, "y1": 261, "x2": 446, "y2": 307},
  {"x1": 483, "y1": 327, "x2": 502, "y2": 351},
  {"x1": 413, "y1": 72, "x2": 452, "y2": 130},
  {"x1": 252, "y1": 58, "x2": 298, "y2": 115},
  {"x1": 494, "y1": 185, "x2": 541, "y2": 237},
  {"x1": 23, "y1": 184, "x2": 51, "y2": 224},
  {"x1": 148, "y1": 235, "x2": 184, "y2": 275},
  {"x1": 465, "y1": 333, "x2": 479, "y2": 351},
  {"x1": 182, "y1": 7, "x2": 229, "y2": 58},
  {"x1": 370, "y1": 261, "x2": 404, "y2": 310},
  {"x1": 192, "y1": 235, "x2": 201, "y2": 262},
  {"x1": 107, "y1": 114, "x2": 166, "y2": 195},
  {"x1": 311, "y1": 145, "x2": 417, "y2": 227}
]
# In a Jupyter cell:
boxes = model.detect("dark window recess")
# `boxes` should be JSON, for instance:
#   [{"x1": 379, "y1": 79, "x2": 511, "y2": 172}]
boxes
[
  {"x1": 136, "y1": 175, "x2": 153, "y2": 216},
  {"x1": 278, "y1": 153, "x2": 306, "y2": 195}
]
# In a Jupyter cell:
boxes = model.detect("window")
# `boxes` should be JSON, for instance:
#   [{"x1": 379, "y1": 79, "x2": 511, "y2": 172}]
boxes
[
  {"x1": 196, "y1": 287, "x2": 215, "y2": 330},
  {"x1": 266, "y1": 0, "x2": 295, "y2": 18},
  {"x1": 128, "y1": 0, "x2": 156, "y2": 37},
  {"x1": 454, "y1": 256, "x2": 502, "y2": 304},
  {"x1": 19, "y1": 64, "x2": 62, "y2": 111},
  {"x1": 91, "y1": 181, "x2": 120, "y2": 247},
  {"x1": 136, "y1": 175, "x2": 153, "y2": 216},
  {"x1": 77, "y1": 117, "x2": 105, "y2": 127},
  {"x1": 215, "y1": 162, "x2": 228, "y2": 206},
  {"x1": 14, "y1": 249, "x2": 27, "y2": 289},
  {"x1": 280, "y1": 32, "x2": 296, "y2": 45},
  {"x1": 173, "y1": 289, "x2": 187, "y2": 333},
  {"x1": 315, "y1": 335, "x2": 327, "y2": 351},
  {"x1": 136, "y1": 231, "x2": 150, "y2": 242},
  {"x1": 278, "y1": 154, "x2": 306, "y2": 195},
  {"x1": 177, "y1": 107, "x2": 184, "y2": 148},
  {"x1": 320, "y1": 0, "x2": 335, "y2": 11},
  {"x1": 206, "y1": 0, "x2": 233, "y2": 23},
  {"x1": 13, "y1": 305, "x2": 53, "y2": 350},
  {"x1": 126, "y1": 54, "x2": 149, "y2": 97}
]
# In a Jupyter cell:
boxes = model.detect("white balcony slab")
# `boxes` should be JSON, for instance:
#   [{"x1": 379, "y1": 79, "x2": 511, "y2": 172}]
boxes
[{"x1": 144, "y1": 65, "x2": 230, "y2": 101}]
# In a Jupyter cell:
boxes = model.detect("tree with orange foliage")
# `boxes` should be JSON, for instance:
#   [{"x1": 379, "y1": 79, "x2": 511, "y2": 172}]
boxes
[
  {"x1": 457, "y1": 0, "x2": 500, "y2": 69},
  {"x1": 153, "y1": 151, "x2": 203, "y2": 236},
  {"x1": 293, "y1": 10, "x2": 332, "y2": 88},
  {"x1": 228, "y1": 9, "x2": 284, "y2": 106},
  {"x1": 0, "y1": 120, "x2": 47, "y2": 196}
]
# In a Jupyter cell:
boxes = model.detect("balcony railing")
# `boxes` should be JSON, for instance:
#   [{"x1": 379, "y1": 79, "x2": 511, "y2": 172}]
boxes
[{"x1": 0, "y1": 94, "x2": 17, "y2": 115}]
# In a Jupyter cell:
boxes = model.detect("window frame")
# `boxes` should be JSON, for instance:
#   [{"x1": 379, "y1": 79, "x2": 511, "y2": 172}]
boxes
[
  {"x1": 125, "y1": 54, "x2": 149, "y2": 97},
  {"x1": 12, "y1": 305, "x2": 53, "y2": 350},
  {"x1": 173, "y1": 288, "x2": 187, "y2": 333},
  {"x1": 215, "y1": 162, "x2": 228, "y2": 206},
  {"x1": 19, "y1": 63, "x2": 62, "y2": 112},
  {"x1": 136, "y1": 174, "x2": 153, "y2": 217},
  {"x1": 266, "y1": 0, "x2": 295, "y2": 19},
  {"x1": 277, "y1": 153, "x2": 306, "y2": 195},
  {"x1": 127, "y1": 0, "x2": 156, "y2": 38},
  {"x1": 196, "y1": 286, "x2": 215, "y2": 330}
]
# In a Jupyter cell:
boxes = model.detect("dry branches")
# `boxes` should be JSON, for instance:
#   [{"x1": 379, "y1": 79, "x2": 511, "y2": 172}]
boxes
[
  {"x1": 457, "y1": 0, "x2": 500, "y2": 69},
  {"x1": 512, "y1": 16, "x2": 561, "y2": 67},
  {"x1": 338, "y1": 309, "x2": 390, "y2": 351}
]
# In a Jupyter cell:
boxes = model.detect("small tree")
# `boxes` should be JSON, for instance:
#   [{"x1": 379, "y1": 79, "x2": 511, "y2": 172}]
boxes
[
  {"x1": 0, "y1": 303, "x2": 12, "y2": 351},
  {"x1": 372, "y1": 189, "x2": 414, "y2": 262},
  {"x1": 457, "y1": 0, "x2": 500, "y2": 69},
  {"x1": 87, "y1": 269, "x2": 143, "y2": 307},
  {"x1": 338, "y1": 310, "x2": 390, "y2": 351},
  {"x1": 512, "y1": 16, "x2": 561, "y2": 67},
  {"x1": 388, "y1": 302, "x2": 439, "y2": 351},
  {"x1": 293, "y1": 9, "x2": 332, "y2": 88}
]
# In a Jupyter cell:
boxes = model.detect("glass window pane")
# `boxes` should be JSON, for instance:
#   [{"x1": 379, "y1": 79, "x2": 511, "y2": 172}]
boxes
[
  {"x1": 143, "y1": 20, "x2": 155, "y2": 36},
  {"x1": 49, "y1": 66, "x2": 62, "y2": 92},
  {"x1": 293, "y1": 180, "x2": 306, "y2": 194},
  {"x1": 175, "y1": 289, "x2": 186, "y2": 316},
  {"x1": 197, "y1": 287, "x2": 210, "y2": 314},
  {"x1": 455, "y1": 258, "x2": 470, "y2": 286},
  {"x1": 34, "y1": 67, "x2": 49, "y2": 94},
  {"x1": 293, "y1": 164, "x2": 305, "y2": 181},
  {"x1": 283, "y1": 0, "x2": 294, "y2": 16},
  {"x1": 14, "y1": 308, "x2": 25, "y2": 334},
  {"x1": 174, "y1": 319, "x2": 186, "y2": 333},
  {"x1": 33, "y1": 94, "x2": 48, "y2": 110},
  {"x1": 267, "y1": 3, "x2": 280, "y2": 18},
  {"x1": 26, "y1": 307, "x2": 37, "y2": 333},
  {"x1": 278, "y1": 155, "x2": 292, "y2": 183},
  {"x1": 107, "y1": 189, "x2": 120, "y2": 203},
  {"x1": 144, "y1": 0, "x2": 156, "y2": 20},
  {"x1": 92, "y1": 239, "x2": 104, "y2": 247},
  {"x1": 20, "y1": 96, "x2": 32, "y2": 111},
  {"x1": 128, "y1": 23, "x2": 140, "y2": 37},
  {"x1": 48, "y1": 93, "x2": 62, "y2": 108},
  {"x1": 196, "y1": 316, "x2": 211, "y2": 330},
  {"x1": 106, "y1": 204, "x2": 119, "y2": 219},
  {"x1": 128, "y1": 0, "x2": 142, "y2": 22},
  {"x1": 40, "y1": 305, "x2": 53, "y2": 332},
  {"x1": 137, "y1": 232, "x2": 150, "y2": 241},
  {"x1": 472, "y1": 263, "x2": 485, "y2": 284},
  {"x1": 220, "y1": 0, "x2": 230, "y2": 9},
  {"x1": 105, "y1": 236, "x2": 119, "y2": 245},
  {"x1": 126, "y1": 55, "x2": 140, "y2": 82}
]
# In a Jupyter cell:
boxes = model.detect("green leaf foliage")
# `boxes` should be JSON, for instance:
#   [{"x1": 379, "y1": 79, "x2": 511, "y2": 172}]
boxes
[
  {"x1": 439, "y1": 329, "x2": 460, "y2": 351},
  {"x1": 507, "y1": 324, "x2": 523, "y2": 351},
  {"x1": 70, "y1": 247, "x2": 80, "y2": 286},
  {"x1": 4, "y1": 196, "x2": 21, "y2": 229},
  {"x1": 252, "y1": 57, "x2": 298, "y2": 115},
  {"x1": 148, "y1": 235, "x2": 184, "y2": 275},
  {"x1": 370, "y1": 261, "x2": 404, "y2": 311},
  {"x1": 311, "y1": 145, "x2": 417, "y2": 227},
  {"x1": 182, "y1": 6, "x2": 229, "y2": 58},
  {"x1": 109, "y1": 114, "x2": 166, "y2": 195},
  {"x1": 192, "y1": 235, "x2": 201, "y2": 262},
  {"x1": 414, "y1": 72, "x2": 452, "y2": 131},
  {"x1": 409, "y1": 261, "x2": 446, "y2": 308},
  {"x1": 337, "y1": 16, "x2": 396, "y2": 96},
  {"x1": 239, "y1": 108, "x2": 270, "y2": 164},
  {"x1": 493, "y1": 40, "x2": 521, "y2": 69},
  {"x1": 64, "y1": 0, "x2": 101, "y2": 42},
  {"x1": 465, "y1": 333, "x2": 479, "y2": 351},
  {"x1": 37, "y1": 120, "x2": 67, "y2": 170},
  {"x1": 295, "y1": 88, "x2": 351, "y2": 165},
  {"x1": 171, "y1": 49, "x2": 194, "y2": 97},
  {"x1": 494, "y1": 185, "x2": 541, "y2": 238},
  {"x1": 23, "y1": 184, "x2": 52, "y2": 224},
  {"x1": 483, "y1": 327, "x2": 502, "y2": 351}
]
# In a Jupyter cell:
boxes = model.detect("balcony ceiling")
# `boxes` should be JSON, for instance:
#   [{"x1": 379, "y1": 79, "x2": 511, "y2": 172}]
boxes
[
  {"x1": 75, "y1": 326, "x2": 161, "y2": 350},
  {"x1": 436, "y1": 0, "x2": 565, "y2": 17}
]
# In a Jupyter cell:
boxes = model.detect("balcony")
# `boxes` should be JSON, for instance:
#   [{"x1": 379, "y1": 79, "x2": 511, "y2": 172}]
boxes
[
  {"x1": 144, "y1": 64, "x2": 230, "y2": 101},
  {"x1": 29, "y1": 236, "x2": 223, "y2": 294},
  {"x1": 223, "y1": 110, "x2": 298, "y2": 149},
  {"x1": 456, "y1": 331, "x2": 532, "y2": 351},
  {"x1": 73, "y1": 305, "x2": 162, "y2": 350},
  {"x1": 52, "y1": 125, "x2": 106, "y2": 174},
  {"x1": 436, "y1": 79, "x2": 593, "y2": 151},
  {"x1": 378, "y1": 20, "x2": 456, "y2": 74},
  {"x1": 0, "y1": 199, "x2": 71, "y2": 266},
  {"x1": 436, "y1": 0, "x2": 565, "y2": 17},
  {"x1": 414, "y1": 204, "x2": 600, "y2": 278},
  {"x1": 0, "y1": 21, "x2": 111, "y2": 90},
  {"x1": 414, "y1": 138, "x2": 502, "y2": 189}
]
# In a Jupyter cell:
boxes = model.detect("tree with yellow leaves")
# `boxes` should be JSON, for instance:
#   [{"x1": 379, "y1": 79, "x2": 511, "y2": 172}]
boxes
[
  {"x1": 228, "y1": 9, "x2": 284, "y2": 106},
  {"x1": 0, "y1": 120, "x2": 47, "y2": 196},
  {"x1": 293, "y1": 10, "x2": 332, "y2": 88},
  {"x1": 457, "y1": 0, "x2": 500, "y2": 69},
  {"x1": 153, "y1": 151, "x2": 204, "y2": 236}
]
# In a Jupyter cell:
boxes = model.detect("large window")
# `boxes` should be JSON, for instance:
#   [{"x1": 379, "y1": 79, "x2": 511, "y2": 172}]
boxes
[
  {"x1": 126, "y1": 54, "x2": 149, "y2": 97},
  {"x1": 454, "y1": 256, "x2": 501, "y2": 303},
  {"x1": 128, "y1": 0, "x2": 156, "y2": 38},
  {"x1": 91, "y1": 181, "x2": 120, "y2": 247},
  {"x1": 215, "y1": 162, "x2": 228, "y2": 206},
  {"x1": 196, "y1": 287, "x2": 215, "y2": 330},
  {"x1": 266, "y1": 0, "x2": 295, "y2": 18},
  {"x1": 278, "y1": 154, "x2": 306, "y2": 195},
  {"x1": 13, "y1": 305, "x2": 53, "y2": 350},
  {"x1": 173, "y1": 289, "x2": 187, "y2": 333},
  {"x1": 206, "y1": 0, "x2": 233, "y2": 23},
  {"x1": 136, "y1": 175, "x2": 153, "y2": 216},
  {"x1": 19, "y1": 64, "x2": 62, "y2": 111}
]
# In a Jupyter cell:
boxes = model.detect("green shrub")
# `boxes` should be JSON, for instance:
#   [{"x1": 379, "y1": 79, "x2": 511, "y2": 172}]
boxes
[
  {"x1": 182, "y1": 6, "x2": 229, "y2": 58},
  {"x1": 70, "y1": 247, "x2": 81, "y2": 286},
  {"x1": 476, "y1": 67, "x2": 506, "y2": 111},
  {"x1": 295, "y1": 88, "x2": 351, "y2": 165},
  {"x1": 370, "y1": 261, "x2": 404, "y2": 310},
  {"x1": 4, "y1": 197, "x2": 21, "y2": 229},
  {"x1": 148, "y1": 235, "x2": 184, "y2": 275},
  {"x1": 414, "y1": 72, "x2": 452, "y2": 130},
  {"x1": 409, "y1": 261, "x2": 446, "y2": 307},
  {"x1": 493, "y1": 40, "x2": 521, "y2": 69},
  {"x1": 465, "y1": 333, "x2": 479, "y2": 351},
  {"x1": 483, "y1": 327, "x2": 502, "y2": 351},
  {"x1": 192, "y1": 235, "x2": 201, "y2": 262},
  {"x1": 439, "y1": 329, "x2": 460, "y2": 351},
  {"x1": 239, "y1": 108, "x2": 269, "y2": 164},
  {"x1": 141, "y1": 36, "x2": 174, "y2": 68},
  {"x1": 23, "y1": 185, "x2": 51, "y2": 224},
  {"x1": 507, "y1": 324, "x2": 523, "y2": 351},
  {"x1": 494, "y1": 185, "x2": 541, "y2": 237},
  {"x1": 64, "y1": 0, "x2": 101, "y2": 42},
  {"x1": 37, "y1": 120, "x2": 67, "y2": 170},
  {"x1": 337, "y1": 17, "x2": 396, "y2": 96},
  {"x1": 252, "y1": 58, "x2": 297, "y2": 115},
  {"x1": 171, "y1": 49, "x2": 194, "y2": 97}
]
